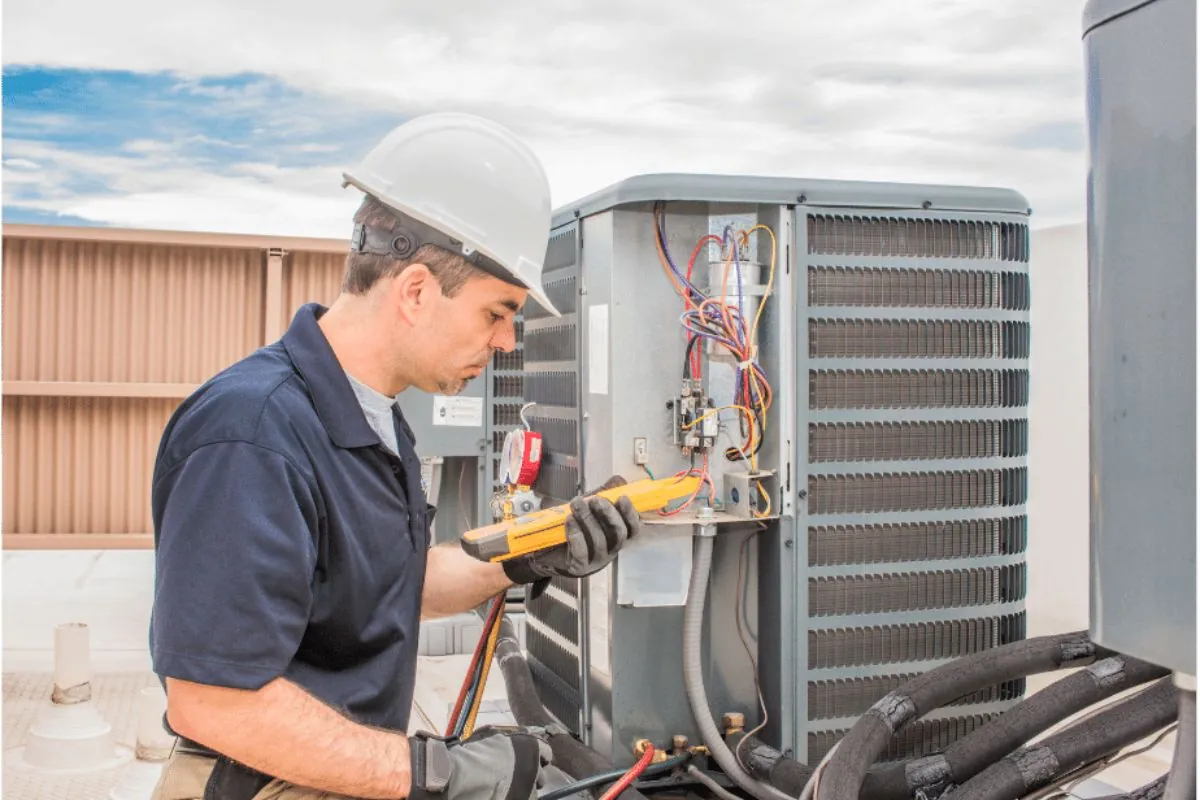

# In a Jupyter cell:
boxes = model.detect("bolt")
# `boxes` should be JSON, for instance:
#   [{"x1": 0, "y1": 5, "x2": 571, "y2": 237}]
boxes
[
  {"x1": 785, "y1": 539, "x2": 794, "y2": 548},
  {"x1": 798, "y1": 490, "x2": 808, "y2": 499},
  {"x1": 697, "y1": 505, "x2": 715, "y2": 521}
]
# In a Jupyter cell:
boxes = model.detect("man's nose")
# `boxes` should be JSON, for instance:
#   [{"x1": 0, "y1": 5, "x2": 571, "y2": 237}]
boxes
[{"x1": 490, "y1": 321, "x2": 517, "y2": 353}]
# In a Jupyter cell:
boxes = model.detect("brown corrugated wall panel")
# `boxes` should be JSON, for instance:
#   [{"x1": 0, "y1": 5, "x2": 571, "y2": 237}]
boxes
[
  {"x1": 2, "y1": 236, "x2": 265, "y2": 383},
  {"x1": 3, "y1": 396, "x2": 177, "y2": 540},
  {"x1": 1, "y1": 226, "x2": 347, "y2": 549},
  {"x1": 282, "y1": 251, "x2": 344, "y2": 324}
]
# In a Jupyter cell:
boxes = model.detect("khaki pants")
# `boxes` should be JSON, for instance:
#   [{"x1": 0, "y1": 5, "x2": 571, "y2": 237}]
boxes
[{"x1": 151, "y1": 748, "x2": 358, "y2": 800}]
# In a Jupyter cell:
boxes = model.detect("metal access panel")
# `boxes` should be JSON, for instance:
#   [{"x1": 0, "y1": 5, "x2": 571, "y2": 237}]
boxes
[
  {"x1": 1084, "y1": 0, "x2": 1197, "y2": 676},
  {"x1": 519, "y1": 174, "x2": 1033, "y2": 767}
]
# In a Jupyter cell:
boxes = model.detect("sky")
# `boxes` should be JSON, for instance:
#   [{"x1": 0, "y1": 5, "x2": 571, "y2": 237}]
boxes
[{"x1": 2, "y1": 1, "x2": 1090, "y2": 238}]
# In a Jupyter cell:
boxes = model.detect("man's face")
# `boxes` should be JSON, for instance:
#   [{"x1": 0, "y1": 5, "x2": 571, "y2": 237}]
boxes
[{"x1": 413, "y1": 274, "x2": 526, "y2": 395}]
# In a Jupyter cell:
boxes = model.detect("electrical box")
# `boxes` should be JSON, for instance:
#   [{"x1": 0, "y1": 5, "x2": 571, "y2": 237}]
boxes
[{"x1": 517, "y1": 174, "x2": 1033, "y2": 766}]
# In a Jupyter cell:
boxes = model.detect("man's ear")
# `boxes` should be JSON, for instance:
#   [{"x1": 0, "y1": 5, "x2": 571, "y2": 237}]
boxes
[{"x1": 390, "y1": 262, "x2": 436, "y2": 325}]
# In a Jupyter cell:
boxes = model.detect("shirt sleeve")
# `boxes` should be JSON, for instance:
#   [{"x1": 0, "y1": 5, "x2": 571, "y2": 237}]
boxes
[{"x1": 150, "y1": 440, "x2": 320, "y2": 690}]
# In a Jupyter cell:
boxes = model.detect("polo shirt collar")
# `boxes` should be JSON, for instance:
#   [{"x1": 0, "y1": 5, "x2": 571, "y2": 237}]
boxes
[{"x1": 282, "y1": 303, "x2": 381, "y2": 450}]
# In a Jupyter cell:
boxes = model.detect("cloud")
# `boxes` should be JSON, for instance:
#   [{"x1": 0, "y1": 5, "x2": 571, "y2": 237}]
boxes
[{"x1": 3, "y1": 0, "x2": 1092, "y2": 233}]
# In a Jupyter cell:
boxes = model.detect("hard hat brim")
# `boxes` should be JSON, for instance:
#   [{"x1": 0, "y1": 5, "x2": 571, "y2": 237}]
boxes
[{"x1": 343, "y1": 172, "x2": 561, "y2": 318}]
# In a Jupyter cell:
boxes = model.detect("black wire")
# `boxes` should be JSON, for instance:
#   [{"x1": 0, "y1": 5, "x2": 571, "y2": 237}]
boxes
[
  {"x1": 683, "y1": 335, "x2": 700, "y2": 380},
  {"x1": 537, "y1": 754, "x2": 691, "y2": 800}
]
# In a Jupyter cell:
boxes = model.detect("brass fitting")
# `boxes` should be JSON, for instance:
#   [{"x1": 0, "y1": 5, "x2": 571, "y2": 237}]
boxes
[
  {"x1": 672, "y1": 734, "x2": 689, "y2": 753},
  {"x1": 722, "y1": 712, "x2": 746, "y2": 736},
  {"x1": 633, "y1": 738, "x2": 668, "y2": 763}
]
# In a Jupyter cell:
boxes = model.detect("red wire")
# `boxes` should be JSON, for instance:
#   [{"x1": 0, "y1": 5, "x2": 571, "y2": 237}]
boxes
[
  {"x1": 444, "y1": 595, "x2": 503, "y2": 736},
  {"x1": 599, "y1": 742, "x2": 655, "y2": 800}
]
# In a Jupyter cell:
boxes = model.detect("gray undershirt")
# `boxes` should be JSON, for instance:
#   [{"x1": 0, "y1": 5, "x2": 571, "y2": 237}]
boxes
[{"x1": 345, "y1": 372, "x2": 401, "y2": 456}]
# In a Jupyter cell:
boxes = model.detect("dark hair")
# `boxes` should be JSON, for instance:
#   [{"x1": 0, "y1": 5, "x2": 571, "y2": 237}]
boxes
[{"x1": 342, "y1": 194, "x2": 487, "y2": 296}]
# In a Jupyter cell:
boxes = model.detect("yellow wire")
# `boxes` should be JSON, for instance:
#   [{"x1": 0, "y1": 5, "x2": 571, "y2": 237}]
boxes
[
  {"x1": 735, "y1": 224, "x2": 777, "y2": 452},
  {"x1": 755, "y1": 481, "x2": 772, "y2": 518},
  {"x1": 742, "y1": 224, "x2": 778, "y2": 349},
  {"x1": 462, "y1": 600, "x2": 504, "y2": 738}
]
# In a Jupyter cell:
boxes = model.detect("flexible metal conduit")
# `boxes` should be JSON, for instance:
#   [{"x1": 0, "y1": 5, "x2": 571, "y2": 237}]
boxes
[{"x1": 683, "y1": 532, "x2": 792, "y2": 800}]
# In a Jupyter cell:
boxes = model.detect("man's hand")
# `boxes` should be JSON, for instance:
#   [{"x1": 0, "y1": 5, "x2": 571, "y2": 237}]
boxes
[
  {"x1": 409, "y1": 726, "x2": 552, "y2": 800},
  {"x1": 502, "y1": 476, "x2": 642, "y2": 584}
]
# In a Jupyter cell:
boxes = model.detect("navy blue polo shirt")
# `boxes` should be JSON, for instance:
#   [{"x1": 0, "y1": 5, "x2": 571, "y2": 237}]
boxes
[{"x1": 149, "y1": 303, "x2": 430, "y2": 732}]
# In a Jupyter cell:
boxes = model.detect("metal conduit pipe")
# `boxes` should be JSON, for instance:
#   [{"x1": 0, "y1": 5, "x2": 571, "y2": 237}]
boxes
[{"x1": 683, "y1": 532, "x2": 792, "y2": 800}]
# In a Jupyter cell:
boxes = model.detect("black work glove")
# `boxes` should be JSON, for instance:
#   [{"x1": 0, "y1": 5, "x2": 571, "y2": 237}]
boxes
[
  {"x1": 502, "y1": 476, "x2": 642, "y2": 585},
  {"x1": 408, "y1": 726, "x2": 553, "y2": 800}
]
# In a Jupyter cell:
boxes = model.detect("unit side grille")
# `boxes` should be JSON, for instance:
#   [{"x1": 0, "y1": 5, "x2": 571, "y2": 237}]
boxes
[
  {"x1": 810, "y1": 370, "x2": 1029, "y2": 409},
  {"x1": 809, "y1": 564, "x2": 1027, "y2": 616},
  {"x1": 527, "y1": 593, "x2": 580, "y2": 648},
  {"x1": 524, "y1": 325, "x2": 577, "y2": 362},
  {"x1": 522, "y1": 226, "x2": 583, "y2": 738},
  {"x1": 808, "y1": 468, "x2": 1027, "y2": 514},
  {"x1": 807, "y1": 215, "x2": 1028, "y2": 261},
  {"x1": 808, "y1": 714, "x2": 1001, "y2": 765},
  {"x1": 528, "y1": 656, "x2": 582, "y2": 730},
  {"x1": 526, "y1": 372, "x2": 578, "y2": 407},
  {"x1": 493, "y1": 375, "x2": 524, "y2": 399},
  {"x1": 529, "y1": 417, "x2": 579, "y2": 457},
  {"x1": 809, "y1": 516, "x2": 1027, "y2": 566},
  {"x1": 809, "y1": 320, "x2": 1030, "y2": 359},
  {"x1": 533, "y1": 457, "x2": 580, "y2": 504},
  {"x1": 808, "y1": 613, "x2": 1027, "y2": 669},
  {"x1": 544, "y1": 228, "x2": 579, "y2": 272},
  {"x1": 809, "y1": 267, "x2": 1030, "y2": 309},
  {"x1": 548, "y1": 575, "x2": 581, "y2": 600},
  {"x1": 809, "y1": 676, "x2": 1025, "y2": 720},
  {"x1": 810, "y1": 420, "x2": 1028, "y2": 462},
  {"x1": 493, "y1": 350, "x2": 525, "y2": 372},
  {"x1": 493, "y1": 403, "x2": 525, "y2": 427}
]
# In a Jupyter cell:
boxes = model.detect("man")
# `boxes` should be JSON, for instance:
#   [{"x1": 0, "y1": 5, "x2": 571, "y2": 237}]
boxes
[{"x1": 149, "y1": 113, "x2": 641, "y2": 800}]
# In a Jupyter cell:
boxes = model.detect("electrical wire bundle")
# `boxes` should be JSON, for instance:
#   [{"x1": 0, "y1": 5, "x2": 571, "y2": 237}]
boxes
[
  {"x1": 652, "y1": 202, "x2": 777, "y2": 517},
  {"x1": 445, "y1": 593, "x2": 506, "y2": 739}
]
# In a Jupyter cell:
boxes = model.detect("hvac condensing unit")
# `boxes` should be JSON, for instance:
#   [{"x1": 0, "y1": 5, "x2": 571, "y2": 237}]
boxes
[{"x1": 514, "y1": 175, "x2": 1032, "y2": 767}]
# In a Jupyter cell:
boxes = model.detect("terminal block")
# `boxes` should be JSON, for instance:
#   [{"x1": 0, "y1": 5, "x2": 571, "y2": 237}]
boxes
[{"x1": 671, "y1": 380, "x2": 717, "y2": 455}]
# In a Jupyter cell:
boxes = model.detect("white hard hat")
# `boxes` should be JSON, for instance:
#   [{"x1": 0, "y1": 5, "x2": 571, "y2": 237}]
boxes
[{"x1": 342, "y1": 113, "x2": 560, "y2": 317}]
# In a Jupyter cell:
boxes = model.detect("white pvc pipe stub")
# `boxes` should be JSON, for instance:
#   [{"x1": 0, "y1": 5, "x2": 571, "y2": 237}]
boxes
[
  {"x1": 52, "y1": 622, "x2": 93, "y2": 704},
  {"x1": 3, "y1": 621, "x2": 134, "y2": 774},
  {"x1": 135, "y1": 686, "x2": 174, "y2": 762}
]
